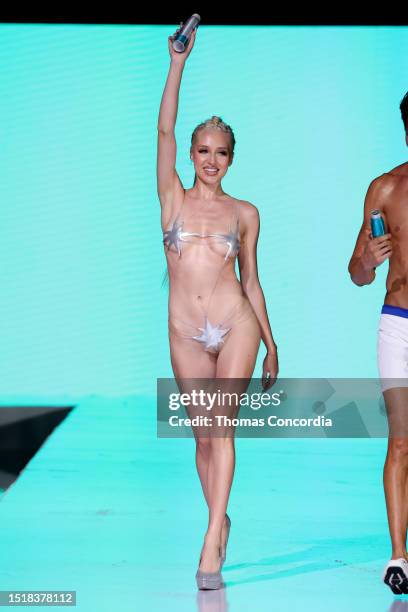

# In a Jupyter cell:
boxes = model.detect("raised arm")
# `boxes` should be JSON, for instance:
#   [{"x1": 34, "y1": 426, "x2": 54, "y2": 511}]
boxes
[
  {"x1": 157, "y1": 24, "x2": 197, "y2": 210},
  {"x1": 348, "y1": 176, "x2": 392, "y2": 286}
]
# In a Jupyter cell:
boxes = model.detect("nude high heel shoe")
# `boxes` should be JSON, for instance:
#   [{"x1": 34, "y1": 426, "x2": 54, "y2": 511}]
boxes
[
  {"x1": 220, "y1": 514, "x2": 231, "y2": 567},
  {"x1": 195, "y1": 547, "x2": 223, "y2": 590}
]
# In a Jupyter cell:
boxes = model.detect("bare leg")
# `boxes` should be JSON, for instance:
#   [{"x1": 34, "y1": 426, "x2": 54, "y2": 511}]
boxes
[
  {"x1": 197, "y1": 437, "x2": 235, "y2": 572},
  {"x1": 169, "y1": 333, "x2": 227, "y2": 561},
  {"x1": 196, "y1": 438, "x2": 211, "y2": 505},
  {"x1": 195, "y1": 438, "x2": 229, "y2": 535},
  {"x1": 383, "y1": 388, "x2": 408, "y2": 560},
  {"x1": 405, "y1": 471, "x2": 408, "y2": 535},
  {"x1": 198, "y1": 312, "x2": 261, "y2": 572},
  {"x1": 384, "y1": 440, "x2": 408, "y2": 559}
]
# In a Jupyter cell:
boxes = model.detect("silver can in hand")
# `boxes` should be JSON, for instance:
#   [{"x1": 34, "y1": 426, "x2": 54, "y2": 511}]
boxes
[{"x1": 172, "y1": 14, "x2": 201, "y2": 53}]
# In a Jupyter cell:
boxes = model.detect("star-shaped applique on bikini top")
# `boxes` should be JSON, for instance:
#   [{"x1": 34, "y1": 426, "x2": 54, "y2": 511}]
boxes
[
  {"x1": 162, "y1": 216, "x2": 186, "y2": 257},
  {"x1": 163, "y1": 215, "x2": 202, "y2": 257},
  {"x1": 192, "y1": 317, "x2": 231, "y2": 352},
  {"x1": 163, "y1": 211, "x2": 240, "y2": 260},
  {"x1": 207, "y1": 218, "x2": 241, "y2": 260}
]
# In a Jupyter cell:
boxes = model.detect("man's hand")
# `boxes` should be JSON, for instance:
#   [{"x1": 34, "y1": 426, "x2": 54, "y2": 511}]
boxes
[{"x1": 361, "y1": 230, "x2": 392, "y2": 270}]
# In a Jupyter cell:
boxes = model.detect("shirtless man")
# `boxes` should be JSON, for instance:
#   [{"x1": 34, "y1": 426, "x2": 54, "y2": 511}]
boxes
[{"x1": 349, "y1": 92, "x2": 408, "y2": 594}]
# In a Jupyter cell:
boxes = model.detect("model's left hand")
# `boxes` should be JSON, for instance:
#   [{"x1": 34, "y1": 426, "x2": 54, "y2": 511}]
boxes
[{"x1": 261, "y1": 349, "x2": 278, "y2": 390}]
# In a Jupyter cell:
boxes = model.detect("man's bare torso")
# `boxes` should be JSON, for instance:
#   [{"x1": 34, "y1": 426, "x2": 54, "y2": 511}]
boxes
[{"x1": 377, "y1": 162, "x2": 408, "y2": 307}]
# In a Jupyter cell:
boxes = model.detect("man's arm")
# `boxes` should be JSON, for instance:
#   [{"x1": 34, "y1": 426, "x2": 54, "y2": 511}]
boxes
[{"x1": 348, "y1": 176, "x2": 392, "y2": 286}]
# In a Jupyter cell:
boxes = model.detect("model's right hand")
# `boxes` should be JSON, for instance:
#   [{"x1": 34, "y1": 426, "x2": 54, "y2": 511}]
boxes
[
  {"x1": 361, "y1": 229, "x2": 392, "y2": 269},
  {"x1": 168, "y1": 22, "x2": 197, "y2": 63}
]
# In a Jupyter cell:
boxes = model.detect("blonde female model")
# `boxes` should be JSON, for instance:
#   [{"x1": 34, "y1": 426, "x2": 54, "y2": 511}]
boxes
[{"x1": 157, "y1": 24, "x2": 278, "y2": 589}]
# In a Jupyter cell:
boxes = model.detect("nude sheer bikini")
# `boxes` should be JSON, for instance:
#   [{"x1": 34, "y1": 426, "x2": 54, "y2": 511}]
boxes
[{"x1": 163, "y1": 196, "x2": 254, "y2": 353}]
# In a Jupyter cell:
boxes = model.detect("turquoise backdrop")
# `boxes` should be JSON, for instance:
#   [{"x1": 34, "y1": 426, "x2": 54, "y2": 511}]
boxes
[{"x1": 0, "y1": 25, "x2": 407, "y2": 400}]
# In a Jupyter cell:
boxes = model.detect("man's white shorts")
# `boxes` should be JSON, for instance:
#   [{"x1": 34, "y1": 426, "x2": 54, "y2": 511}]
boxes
[{"x1": 378, "y1": 305, "x2": 408, "y2": 392}]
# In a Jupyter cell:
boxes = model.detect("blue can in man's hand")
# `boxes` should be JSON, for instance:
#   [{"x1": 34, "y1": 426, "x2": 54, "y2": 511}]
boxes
[{"x1": 370, "y1": 210, "x2": 385, "y2": 238}]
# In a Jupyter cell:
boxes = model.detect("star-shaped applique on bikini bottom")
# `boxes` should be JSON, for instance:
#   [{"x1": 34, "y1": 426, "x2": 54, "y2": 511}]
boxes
[{"x1": 192, "y1": 317, "x2": 231, "y2": 352}]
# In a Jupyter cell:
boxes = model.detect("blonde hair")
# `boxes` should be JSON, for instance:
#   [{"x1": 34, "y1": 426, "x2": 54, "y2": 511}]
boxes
[{"x1": 191, "y1": 115, "x2": 235, "y2": 156}]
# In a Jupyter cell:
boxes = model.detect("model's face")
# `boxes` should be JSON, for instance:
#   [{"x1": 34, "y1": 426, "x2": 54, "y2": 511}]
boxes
[{"x1": 190, "y1": 129, "x2": 233, "y2": 183}]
